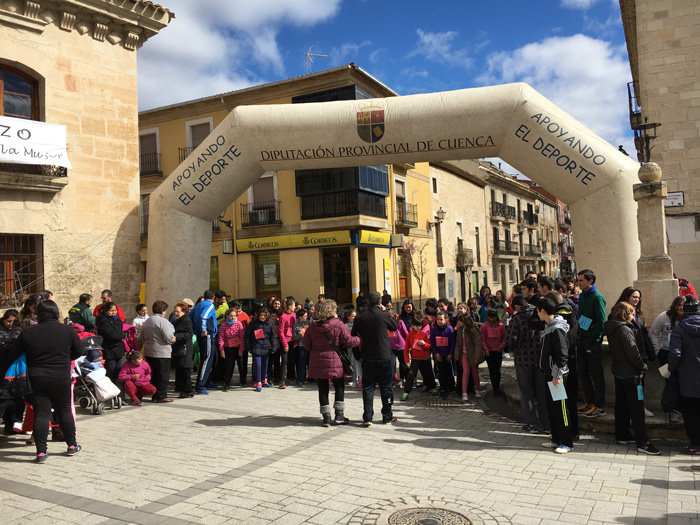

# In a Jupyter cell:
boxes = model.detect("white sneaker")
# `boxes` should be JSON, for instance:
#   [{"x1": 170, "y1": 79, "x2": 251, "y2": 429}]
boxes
[
  {"x1": 541, "y1": 440, "x2": 558, "y2": 449},
  {"x1": 474, "y1": 390, "x2": 482, "y2": 398},
  {"x1": 644, "y1": 407, "x2": 654, "y2": 418},
  {"x1": 461, "y1": 393, "x2": 469, "y2": 402},
  {"x1": 555, "y1": 445, "x2": 573, "y2": 454}
]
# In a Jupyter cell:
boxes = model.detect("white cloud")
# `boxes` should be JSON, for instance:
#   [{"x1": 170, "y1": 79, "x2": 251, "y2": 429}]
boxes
[
  {"x1": 137, "y1": 0, "x2": 342, "y2": 109},
  {"x1": 561, "y1": 0, "x2": 599, "y2": 9},
  {"x1": 400, "y1": 67, "x2": 429, "y2": 80},
  {"x1": 478, "y1": 34, "x2": 634, "y2": 156},
  {"x1": 329, "y1": 40, "x2": 372, "y2": 66},
  {"x1": 408, "y1": 29, "x2": 472, "y2": 69}
]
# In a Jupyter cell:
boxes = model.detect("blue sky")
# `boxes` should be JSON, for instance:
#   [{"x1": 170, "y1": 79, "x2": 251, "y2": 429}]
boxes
[{"x1": 138, "y1": 0, "x2": 634, "y2": 172}]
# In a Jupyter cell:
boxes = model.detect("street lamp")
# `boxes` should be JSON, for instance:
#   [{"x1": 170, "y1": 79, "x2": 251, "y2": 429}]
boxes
[{"x1": 428, "y1": 207, "x2": 446, "y2": 231}]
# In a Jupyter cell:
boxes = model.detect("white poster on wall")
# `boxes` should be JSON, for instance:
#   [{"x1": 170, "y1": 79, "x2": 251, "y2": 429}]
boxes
[{"x1": 0, "y1": 115, "x2": 72, "y2": 169}]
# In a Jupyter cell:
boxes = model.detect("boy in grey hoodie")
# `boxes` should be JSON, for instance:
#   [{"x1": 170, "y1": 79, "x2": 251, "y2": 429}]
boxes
[{"x1": 537, "y1": 298, "x2": 573, "y2": 454}]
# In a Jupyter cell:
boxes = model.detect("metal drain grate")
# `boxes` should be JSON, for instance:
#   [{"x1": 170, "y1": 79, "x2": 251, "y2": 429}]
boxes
[
  {"x1": 388, "y1": 507, "x2": 472, "y2": 524},
  {"x1": 422, "y1": 398, "x2": 466, "y2": 408}
]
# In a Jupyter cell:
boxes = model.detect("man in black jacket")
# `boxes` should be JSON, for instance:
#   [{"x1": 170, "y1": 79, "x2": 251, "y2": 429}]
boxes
[{"x1": 352, "y1": 292, "x2": 397, "y2": 426}]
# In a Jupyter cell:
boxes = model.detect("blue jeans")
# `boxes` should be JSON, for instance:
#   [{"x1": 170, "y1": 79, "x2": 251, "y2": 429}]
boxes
[
  {"x1": 297, "y1": 347, "x2": 309, "y2": 381},
  {"x1": 253, "y1": 354, "x2": 270, "y2": 384},
  {"x1": 361, "y1": 359, "x2": 394, "y2": 423},
  {"x1": 196, "y1": 333, "x2": 216, "y2": 389}
]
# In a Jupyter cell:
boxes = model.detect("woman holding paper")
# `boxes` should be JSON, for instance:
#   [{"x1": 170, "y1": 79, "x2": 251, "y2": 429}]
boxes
[{"x1": 604, "y1": 302, "x2": 660, "y2": 455}]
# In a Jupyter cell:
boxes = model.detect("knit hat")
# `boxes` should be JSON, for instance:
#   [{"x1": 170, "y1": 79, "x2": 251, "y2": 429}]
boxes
[{"x1": 683, "y1": 298, "x2": 700, "y2": 317}]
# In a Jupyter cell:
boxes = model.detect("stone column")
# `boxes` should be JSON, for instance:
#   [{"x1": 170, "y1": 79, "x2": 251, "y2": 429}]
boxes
[{"x1": 632, "y1": 162, "x2": 679, "y2": 318}]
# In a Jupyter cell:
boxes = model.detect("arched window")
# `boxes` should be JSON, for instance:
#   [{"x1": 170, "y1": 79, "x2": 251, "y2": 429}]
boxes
[{"x1": 0, "y1": 66, "x2": 38, "y2": 120}]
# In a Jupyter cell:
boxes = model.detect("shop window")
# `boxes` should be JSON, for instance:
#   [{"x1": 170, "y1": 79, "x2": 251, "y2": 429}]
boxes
[
  {"x1": 0, "y1": 233, "x2": 44, "y2": 307},
  {"x1": 255, "y1": 253, "x2": 281, "y2": 297}
]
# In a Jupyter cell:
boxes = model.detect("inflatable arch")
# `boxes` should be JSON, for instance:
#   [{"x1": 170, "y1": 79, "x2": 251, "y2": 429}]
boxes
[{"x1": 145, "y1": 82, "x2": 640, "y2": 307}]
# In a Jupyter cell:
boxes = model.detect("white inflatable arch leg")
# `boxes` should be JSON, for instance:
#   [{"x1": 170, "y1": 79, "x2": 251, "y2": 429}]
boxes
[{"x1": 146, "y1": 82, "x2": 639, "y2": 307}]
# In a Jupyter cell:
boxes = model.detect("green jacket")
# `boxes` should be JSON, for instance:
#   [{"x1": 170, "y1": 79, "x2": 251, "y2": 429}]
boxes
[
  {"x1": 68, "y1": 302, "x2": 96, "y2": 330},
  {"x1": 215, "y1": 302, "x2": 229, "y2": 326},
  {"x1": 578, "y1": 286, "x2": 606, "y2": 343}
]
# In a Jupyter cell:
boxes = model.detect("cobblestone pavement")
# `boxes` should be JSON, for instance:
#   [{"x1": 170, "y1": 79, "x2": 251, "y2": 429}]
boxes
[{"x1": 1, "y1": 369, "x2": 699, "y2": 525}]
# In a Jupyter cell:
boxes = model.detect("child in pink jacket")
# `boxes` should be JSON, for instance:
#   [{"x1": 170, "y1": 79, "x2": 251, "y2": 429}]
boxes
[
  {"x1": 118, "y1": 351, "x2": 156, "y2": 406},
  {"x1": 218, "y1": 308, "x2": 245, "y2": 391},
  {"x1": 480, "y1": 309, "x2": 506, "y2": 397},
  {"x1": 276, "y1": 299, "x2": 298, "y2": 388}
]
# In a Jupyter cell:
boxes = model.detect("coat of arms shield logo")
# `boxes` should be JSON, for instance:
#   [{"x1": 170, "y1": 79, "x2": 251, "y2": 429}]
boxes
[{"x1": 357, "y1": 106, "x2": 385, "y2": 143}]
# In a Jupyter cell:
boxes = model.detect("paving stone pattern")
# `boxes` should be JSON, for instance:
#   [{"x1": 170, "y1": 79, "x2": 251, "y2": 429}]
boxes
[{"x1": 1, "y1": 369, "x2": 699, "y2": 524}]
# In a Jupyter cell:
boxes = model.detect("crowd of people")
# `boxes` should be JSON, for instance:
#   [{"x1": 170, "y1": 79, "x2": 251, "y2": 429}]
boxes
[{"x1": 2, "y1": 270, "x2": 700, "y2": 463}]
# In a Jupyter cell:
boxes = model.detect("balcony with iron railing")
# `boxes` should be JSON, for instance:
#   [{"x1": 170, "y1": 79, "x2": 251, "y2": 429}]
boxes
[
  {"x1": 521, "y1": 210, "x2": 539, "y2": 226},
  {"x1": 395, "y1": 201, "x2": 418, "y2": 227},
  {"x1": 494, "y1": 239, "x2": 519, "y2": 256},
  {"x1": 301, "y1": 191, "x2": 387, "y2": 221},
  {"x1": 456, "y1": 249, "x2": 474, "y2": 271},
  {"x1": 523, "y1": 243, "x2": 542, "y2": 258},
  {"x1": 559, "y1": 216, "x2": 572, "y2": 228},
  {"x1": 178, "y1": 146, "x2": 195, "y2": 163},
  {"x1": 240, "y1": 200, "x2": 283, "y2": 228},
  {"x1": 491, "y1": 201, "x2": 516, "y2": 221},
  {"x1": 139, "y1": 152, "x2": 162, "y2": 176}
]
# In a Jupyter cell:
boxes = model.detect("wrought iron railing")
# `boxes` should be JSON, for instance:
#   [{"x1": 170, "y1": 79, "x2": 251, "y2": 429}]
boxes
[
  {"x1": 395, "y1": 202, "x2": 418, "y2": 227},
  {"x1": 139, "y1": 152, "x2": 162, "y2": 176},
  {"x1": 240, "y1": 200, "x2": 282, "y2": 228},
  {"x1": 494, "y1": 240, "x2": 519, "y2": 256},
  {"x1": 524, "y1": 243, "x2": 542, "y2": 257},
  {"x1": 178, "y1": 146, "x2": 194, "y2": 163},
  {"x1": 491, "y1": 201, "x2": 516, "y2": 220},
  {"x1": 0, "y1": 163, "x2": 67, "y2": 177}
]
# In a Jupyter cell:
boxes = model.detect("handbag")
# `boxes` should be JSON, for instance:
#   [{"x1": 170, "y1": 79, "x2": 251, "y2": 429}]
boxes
[
  {"x1": 0, "y1": 353, "x2": 33, "y2": 400},
  {"x1": 326, "y1": 336, "x2": 354, "y2": 376}
]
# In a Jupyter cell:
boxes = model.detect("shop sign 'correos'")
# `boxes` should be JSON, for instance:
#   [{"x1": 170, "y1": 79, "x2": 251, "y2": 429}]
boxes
[
  {"x1": 302, "y1": 236, "x2": 338, "y2": 245},
  {"x1": 248, "y1": 240, "x2": 279, "y2": 249}
]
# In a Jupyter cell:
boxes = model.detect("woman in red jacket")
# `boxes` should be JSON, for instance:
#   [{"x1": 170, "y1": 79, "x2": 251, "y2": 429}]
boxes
[{"x1": 303, "y1": 300, "x2": 362, "y2": 427}]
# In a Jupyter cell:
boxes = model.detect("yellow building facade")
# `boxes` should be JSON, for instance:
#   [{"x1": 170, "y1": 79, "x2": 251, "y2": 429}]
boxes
[{"x1": 139, "y1": 65, "x2": 437, "y2": 306}]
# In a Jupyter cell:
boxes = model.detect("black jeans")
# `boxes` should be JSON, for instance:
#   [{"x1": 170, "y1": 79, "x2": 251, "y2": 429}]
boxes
[
  {"x1": 391, "y1": 349, "x2": 408, "y2": 380},
  {"x1": 578, "y1": 338, "x2": 605, "y2": 407},
  {"x1": 31, "y1": 376, "x2": 76, "y2": 454},
  {"x1": 545, "y1": 376, "x2": 573, "y2": 448},
  {"x1": 287, "y1": 346, "x2": 298, "y2": 379},
  {"x1": 404, "y1": 359, "x2": 436, "y2": 393},
  {"x1": 362, "y1": 359, "x2": 394, "y2": 423},
  {"x1": 486, "y1": 351, "x2": 503, "y2": 394},
  {"x1": 149, "y1": 357, "x2": 171, "y2": 400},
  {"x1": 317, "y1": 377, "x2": 345, "y2": 406},
  {"x1": 221, "y1": 346, "x2": 240, "y2": 386},
  {"x1": 614, "y1": 376, "x2": 649, "y2": 445},
  {"x1": 436, "y1": 357, "x2": 455, "y2": 392},
  {"x1": 679, "y1": 395, "x2": 700, "y2": 447},
  {"x1": 237, "y1": 348, "x2": 249, "y2": 384},
  {"x1": 272, "y1": 349, "x2": 289, "y2": 383},
  {"x1": 175, "y1": 366, "x2": 193, "y2": 394}
]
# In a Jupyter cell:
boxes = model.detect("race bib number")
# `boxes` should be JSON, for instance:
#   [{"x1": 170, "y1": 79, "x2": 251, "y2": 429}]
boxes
[
  {"x1": 436, "y1": 336, "x2": 448, "y2": 347},
  {"x1": 254, "y1": 329, "x2": 264, "y2": 339},
  {"x1": 579, "y1": 315, "x2": 592, "y2": 331}
]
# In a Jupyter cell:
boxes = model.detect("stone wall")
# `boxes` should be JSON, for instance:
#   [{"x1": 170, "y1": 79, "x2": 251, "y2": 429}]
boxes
[
  {"x1": 627, "y1": 0, "x2": 700, "y2": 283},
  {"x1": 0, "y1": 3, "x2": 170, "y2": 317}
]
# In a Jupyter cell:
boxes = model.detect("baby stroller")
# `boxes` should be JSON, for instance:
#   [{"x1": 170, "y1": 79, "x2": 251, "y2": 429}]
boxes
[{"x1": 74, "y1": 336, "x2": 123, "y2": 414}]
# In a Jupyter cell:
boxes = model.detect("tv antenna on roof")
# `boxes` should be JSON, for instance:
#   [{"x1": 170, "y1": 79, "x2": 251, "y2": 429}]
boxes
[{"x1": 305, "y1": 45, "x2": 328, "y2": 74}]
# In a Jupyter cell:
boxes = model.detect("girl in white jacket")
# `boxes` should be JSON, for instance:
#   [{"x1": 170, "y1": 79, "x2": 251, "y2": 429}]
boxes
[{"x1": 650, "y1": 296, "x2": 686, "y2": 365}]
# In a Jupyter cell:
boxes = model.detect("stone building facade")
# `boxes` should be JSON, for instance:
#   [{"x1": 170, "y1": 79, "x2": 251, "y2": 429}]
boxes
[
  {"x1": 621, "y1": 0, "x2": 700, "y2": 284},
  {"x1": 0, "y1": 0, "x2": 172, "y2": 315}
]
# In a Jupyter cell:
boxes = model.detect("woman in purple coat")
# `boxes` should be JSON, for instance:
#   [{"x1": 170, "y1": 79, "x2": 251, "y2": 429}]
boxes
[{"x1": 303, "y1": 299, "x2": 362, "y2": 427}]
